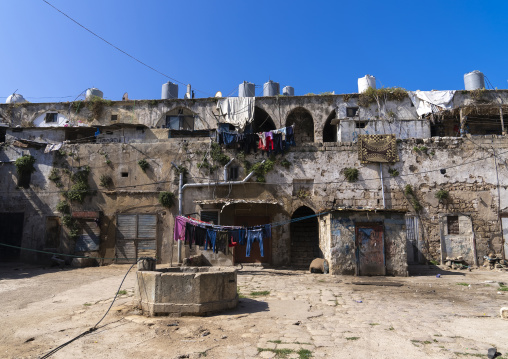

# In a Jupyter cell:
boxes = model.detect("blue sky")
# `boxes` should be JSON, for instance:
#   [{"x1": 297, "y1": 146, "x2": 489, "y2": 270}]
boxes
[{"x1": 1, "y1": 0, "x2": 507, "y2": 102}]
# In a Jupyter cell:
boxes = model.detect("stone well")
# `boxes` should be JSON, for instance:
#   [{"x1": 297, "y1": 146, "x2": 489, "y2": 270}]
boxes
[{"x1": 135, "y1": 267, "x2": 238, "y2": 316}]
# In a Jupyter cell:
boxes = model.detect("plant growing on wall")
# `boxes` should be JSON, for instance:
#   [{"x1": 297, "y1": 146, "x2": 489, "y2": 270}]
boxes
[
  {"x1": 296, "y1": 188, "x2": 310, "y2": 199},
  {"x1": 470, "y1": 88, "x2": 486, "y2": 102},
  {"x1": 435, "y1": 189, "x2": 449, "y2": 202},
  {"x1": 403, "y1": 184, "x2": 422, "y2": 212},
  {"x1": 159, "y1": 191, "x2": 175, "y2": 208},
  {"x1": 210, "y1": 142, "x2": 230, "y2": 166},
  {"x1": 57, "y1": 200, "x2": 79, "y2": 240},
  {"x1": 48, "y1": 168, "x2": 64, "y2": 188},
  {"x1": 14, "y1": 155, "x2": 36, "y2": 174},
  {"x1": 56, "y1": 200, "x2": 70, "y2": 214},
  {"x1": 343, "y1": 167, "x2": 359, "y2": 182},
  {"x1": 173, "y1": 165, "x2": 188, "y2": 182},
  {"x1": 138, "y1": 159, "x2": 149, "y2": 172},
  {"x1": 86, "y1": 96, "x2": 113, "y2": 120},
  {"x1": 99, "y1": 175, "x2": 113, "y2": 188},
  {"x1": 388, "y1": 168, "x2": 399, "y2": 177},
  {"x1": 64, "y1": 166, "x2": 91, "y2": 203},
  {"x1": 404, "y1": 184, "x2": 413, "y2": 196},
  {"x1": 250, "y1": 159, "x2": 275, "y2": 183}
]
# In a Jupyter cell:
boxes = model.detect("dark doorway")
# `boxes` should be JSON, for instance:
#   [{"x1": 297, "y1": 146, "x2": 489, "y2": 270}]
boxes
[
  {"x1": 290, "y1": 206, "x2": 320, "y2": 267},
  {"x1": 286, "y1": 107, "x2": 314, "y2": 143},
  {"x1": 0, "y1": 213, "x2": 24, "y2": 261},
  {"x1": 323, "y1": 110, "x2": 337, "y2": 142},
  {"x1": 355, "y1": 223, "x2": 385, "y2": 275},
  {"x1": 234, "y1": 216, "x2": 271, "y2": 264},
  {"x1": 245, "y1": 107, "x2": 276, "y2": 133}
]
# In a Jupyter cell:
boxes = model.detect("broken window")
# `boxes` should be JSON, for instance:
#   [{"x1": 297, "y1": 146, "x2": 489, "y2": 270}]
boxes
[
  {"x1": 121, "y1": 172, "x2": 129, "y2": 178},
  {"x1": 447, "y1": 216, "x2": 459, "y2": 235},
  {"x1": 347, "y1": 107, "x2": 359, "y2": 117},
  {"x1": 111, "y1": 114, "x2": 118, "y2": 121},
  {"x1": 45, "y1": 113, "x2": 58, "y2": 123}
]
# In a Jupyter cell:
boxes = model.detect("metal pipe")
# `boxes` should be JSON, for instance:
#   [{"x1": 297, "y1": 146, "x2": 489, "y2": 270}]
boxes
[
  {"x1": 171, "y1": 162, "x2": 183, "y2": 264},
  {"x1": 223, "y1": 158, "x2": 235, "y2": 182},
  {"x1": 379, "y1": 163, "x2": 386, "y2": 209}
]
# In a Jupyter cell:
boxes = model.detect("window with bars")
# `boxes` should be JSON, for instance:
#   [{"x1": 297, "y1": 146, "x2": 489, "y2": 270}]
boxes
[{"x1": 45, "y1": 113, "x2": 58, "y2": 123}]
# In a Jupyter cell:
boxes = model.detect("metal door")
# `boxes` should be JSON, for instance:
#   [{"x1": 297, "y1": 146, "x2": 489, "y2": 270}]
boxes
[
  {"x1": 355, "y1": 223, "x2": 385, "y2": 276},
  {"x1": 406, "y1": 216, "x2": 419, "y2": 264}
]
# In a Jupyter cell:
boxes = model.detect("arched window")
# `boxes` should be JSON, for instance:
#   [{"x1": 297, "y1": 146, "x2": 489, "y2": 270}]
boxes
[
  {"x1": 286, "y1": 107, "x2": 314, "y2": 142},
  {"x1": 323, "y1": 110, "x2": 337, "y2": 142}
]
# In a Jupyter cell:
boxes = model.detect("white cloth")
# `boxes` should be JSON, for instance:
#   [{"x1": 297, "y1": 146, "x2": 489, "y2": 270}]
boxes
[
  {"x1": 408, "y1": 90, "x2": 456, "y2": 117},
  {"x1": 216, "y1": 97, "x2": 255, "y2": 128},
  {"x1": 44, "y1": 143, "x2": 62, "y2": 153}
]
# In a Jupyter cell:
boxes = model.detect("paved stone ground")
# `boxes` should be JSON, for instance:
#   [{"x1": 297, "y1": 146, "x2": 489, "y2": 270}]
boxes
[{"x1": 1, "y1": 263, "x2": 508, "y2": 358}]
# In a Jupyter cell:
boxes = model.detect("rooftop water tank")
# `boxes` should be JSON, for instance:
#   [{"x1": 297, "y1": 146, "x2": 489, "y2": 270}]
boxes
[
  {"x1": 5, "y1": 93, "x2": 27, "y2": 104},
  {"x1": 239, "y1": 81, "x2": 255, "y2": 97},
  {"x1": 358, "y1": 75, "x2": 376, "y2": 93},
  {"x1": 86, "y1": 88, "x2": 103, "y2": 100},
  {"x1": 464, "y1": 70, "x2": 485, "y2": 91},
  {"x1": 263, "y1": 80, "x2": 280, "y2": 96},
  {"x1": 282, "y1": 86, "x2": 294, "y2": 96},
  {"x1": 161, "y1": 81, "x2": 178, "y2": 99},
  {"x1": 184, "y1": 84, "x2": 192, "y2": 99}
]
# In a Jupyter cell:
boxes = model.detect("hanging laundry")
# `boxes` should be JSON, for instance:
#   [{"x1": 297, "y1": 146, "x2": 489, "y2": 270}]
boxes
[
  {"x1": 205, "y1": 229, "x2": 216, "y2": 251},
  {"x1": 216, "y1": 97, "x2": 255, "y2": 129},
  {"x1": 195, "y1": 226, "x2": 207, "y2": 247},
  {"x1": 185, "y1": 222, "x2": 195, "y2": 249},
  {"x1": 216, "y1": 231, "x2": 229, "y2": 254},
  {"x1": 246, "y1": 228, "x2": 264, "y2": 257},
  {"x1": 174, "y1": 216, "x2": 188, "y2": 242}
]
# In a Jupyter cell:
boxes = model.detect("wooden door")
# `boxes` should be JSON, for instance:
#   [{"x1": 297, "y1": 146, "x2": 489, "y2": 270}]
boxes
[
  {"x1": 355, "y1": 223, "x2": 385, "y2": 276},
  {"x1": 234, "y1": 216, "x2": 271, "y2": 264}
]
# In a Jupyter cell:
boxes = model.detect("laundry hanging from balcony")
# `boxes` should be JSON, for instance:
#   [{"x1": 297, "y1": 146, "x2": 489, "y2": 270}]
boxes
[
  {"x1": 216, "y1": 97, "x2": 255, "y2": 128},
  {"x1": 217, "y1": 125, "x2": 296, "y2": 155}
]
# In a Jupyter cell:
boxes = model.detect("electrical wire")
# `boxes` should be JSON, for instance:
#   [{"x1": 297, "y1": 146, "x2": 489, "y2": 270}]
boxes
[
  {"x1": 39, "y1": 260, "x2": 141, "y2": 359},
  {"x1": 40, "y1": 0, "x2": 212, "y2": 97}
]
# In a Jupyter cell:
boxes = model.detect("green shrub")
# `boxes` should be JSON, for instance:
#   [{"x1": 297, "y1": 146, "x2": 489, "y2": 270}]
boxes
[
  {"x1": 211, "y1": 142, "x2": 230, "y2": 166},
  {"x1": 388, "y1": 168, "x2": 399, "y2": 177},
  {"x1": 14, "y1": 155, "x2": 36, "y2": 174},
  {"x1": 99, "y1": 175, "x2": 113, "y2": 188},
  {"x1": 56, "y1": 200, "x2": 70, "y2": 214},
  {"x1": 138, "y1": 159, "x2": 149, "y2": 172},
  {"x1": 343, "y1": 167, "x2": 359, "y2": 182},
  {"x1": 159, "y1": 191, "x2": 175, "y2": 208},
  {"x1": 435, "y1": 189, "x2": 449, "y2": 201},
  {"x1": 404, "y1": 184, "x2": 413, "y2": 196}
]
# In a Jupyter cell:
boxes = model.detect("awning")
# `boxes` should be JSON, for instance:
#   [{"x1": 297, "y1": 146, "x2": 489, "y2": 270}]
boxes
[{"x1": 195, "y1": 198, "x2": 282, "y2": 212}]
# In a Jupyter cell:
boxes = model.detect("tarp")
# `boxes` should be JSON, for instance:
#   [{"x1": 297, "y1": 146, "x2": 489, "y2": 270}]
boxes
[
  {"x1": 216, "y1": 97, "x2": 255, "y2": 129},
  {"x1": 408, "y1": 90, "x2": 456, "y2": 117},
  {"x1": 358, "y1": 134, "x2": 399, "y2": 163}
]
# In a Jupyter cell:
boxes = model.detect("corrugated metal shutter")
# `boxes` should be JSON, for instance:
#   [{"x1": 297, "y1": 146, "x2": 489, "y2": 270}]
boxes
[
  {"x1": 75, "y1": 220, "x2": 100, "y2": 252},
  {"x1": 116, "y1": 240, "x2": 136, "y2": 263},
  {"x1": 116, "y1": 214, "x2": 157, "y2": 263},
  {"x1": 138, "y1": 214, "x2": 156, "y2": 238},
  {"x1": 117, "y1": 214, "x2": 137, "y2": 239},
  {"x1": 138, "y1": 240, "x2": 156, "y2": 258}
]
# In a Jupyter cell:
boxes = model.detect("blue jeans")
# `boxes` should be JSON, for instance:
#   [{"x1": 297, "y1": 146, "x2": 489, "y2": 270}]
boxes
[
  {"x1": 205, "y1": 229, "x2": 216, "y2": 252},
  {"x1": 246, "y1": 229, "x2": 264, "y2": 257}
]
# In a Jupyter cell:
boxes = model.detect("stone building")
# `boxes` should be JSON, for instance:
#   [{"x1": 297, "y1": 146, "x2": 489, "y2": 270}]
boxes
[{"x1": 0, "y1": 85, "x2": 507, "y2": 276}]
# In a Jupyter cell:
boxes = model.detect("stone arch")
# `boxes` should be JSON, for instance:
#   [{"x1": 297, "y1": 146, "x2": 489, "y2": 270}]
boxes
[
  {"x1": 157, "y1": 107, "x2": 196, "y2": 129},
  {"x1": 290, "y1": 206, "x2": 321, "y2": 267},
  {"x1": 286, "y1": 107, "x2": 314, "y2": 143},
  {"x1": 245, "y1": 106, "x2": 276, "y2": 133},
  {"x1": 323, "y1": 110, "x2": 337, "y2": 142}
]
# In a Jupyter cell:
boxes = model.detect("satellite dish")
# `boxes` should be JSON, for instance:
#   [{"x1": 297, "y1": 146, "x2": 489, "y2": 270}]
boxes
[
  {"x1": 215, "y1": 91, "x2": 222, "y2": 98},
  {"x1": 122, "y1": 92, "x2": 129, "y2": 101}
]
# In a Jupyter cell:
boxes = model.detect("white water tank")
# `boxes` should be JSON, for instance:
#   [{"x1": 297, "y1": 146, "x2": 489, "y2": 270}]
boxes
[
  {"x1": 358, "y1": 75, "x2": 376, "y2": 93},
  {"x1": 86, "y1": 88, "x2": 103, "y2": 100},
  {"x1": 239, "y1": 81, "x2": 255, "y2": 97},
  {"x1": 162, "y1": 81, "x2": 178, "y2": 99},
  {"x1": 5, "y1": 93, "x2": 27, "y2": 104},
  {"x1": 282, "y1": 86, "x2": 294, "y2": 96},
  {"x1": 464, "y1": 70, "x2": 485, "y2": 90},
  {"x1": 263, "y1": 80, "x2": 280, "y2": 96}
]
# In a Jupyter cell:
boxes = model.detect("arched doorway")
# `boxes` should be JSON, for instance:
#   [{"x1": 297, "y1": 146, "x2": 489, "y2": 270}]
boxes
[
  {"x1": 290, "y1": 206, "x2": 321, "y2": 267},
  {"x1": 245, "y1": 106, "x2": 276, "y2": 133},
  {"x1": 286, "y1": 107, "x2": 314, "y2": 143},
  {"x1": 323, "y1": 110, "x2": 337, "y2": 142}
]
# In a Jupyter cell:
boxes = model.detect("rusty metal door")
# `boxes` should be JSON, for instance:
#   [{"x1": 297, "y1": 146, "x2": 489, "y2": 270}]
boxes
[{"x1": 355, "y1": 223, "x2": 385, "y2": 276}]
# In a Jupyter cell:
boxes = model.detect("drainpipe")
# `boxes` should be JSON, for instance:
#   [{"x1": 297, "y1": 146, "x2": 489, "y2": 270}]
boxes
[
  {"x1": 223, "y1": 158, "x2": 235, "y2": 181},
  {"x1": 171, "y1": 162, "x2": 183, "y2": 264},
  {"x1": 379, "y1": 163, "x2": 386, "y2": 209}
]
